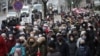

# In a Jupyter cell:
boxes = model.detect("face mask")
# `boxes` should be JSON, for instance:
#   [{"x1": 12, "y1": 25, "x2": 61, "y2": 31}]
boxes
[
  {"x1": 9, "y1": 37, "x2": 13, "y2": 40},
  {"x1": 70, "y1": 37, "x2": 74, "y2": 41},
  {"x1": 80, "y1": 43, "x2": 85, "y2": 46},
  {"x1": 30, "y1": 34, "x2": 34, "y2": 37},
  {"x1": 51, "y1": 38, "x2": 54, "y2": 41},
  {"x1": 29, "y1": 41, "x2": 34, "y2": 45},
  {"x1": 15, "y1": 43, "x2": 20, "y2": 46},
  {"x1": 20, "y1": 40, "x2": 24, "y2": 44}
]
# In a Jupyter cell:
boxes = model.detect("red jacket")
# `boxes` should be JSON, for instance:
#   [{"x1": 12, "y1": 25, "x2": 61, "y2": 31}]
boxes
[{"x1": 0, "y1": 36, "x2": 8, "y2": 56}]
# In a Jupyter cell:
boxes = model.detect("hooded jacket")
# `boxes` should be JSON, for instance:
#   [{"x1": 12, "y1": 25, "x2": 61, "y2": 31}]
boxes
[
  {"x1": 9, "y1": 43, "x2": 26, "y2": 56},
  {"x1": 25, "y1": 37, "x2": 38, "y2": 56}
]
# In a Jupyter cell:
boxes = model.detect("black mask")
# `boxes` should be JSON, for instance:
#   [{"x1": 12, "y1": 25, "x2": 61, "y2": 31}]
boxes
[
  {"x1": 20, "y1": 41, "x2": 24, "y2": 44},
  {"x1": 29, "y1": 42, "x2": 34, "y2": 45},
  {"x1": 80, "y1": 43, "x2": 85, "y2": 46}
]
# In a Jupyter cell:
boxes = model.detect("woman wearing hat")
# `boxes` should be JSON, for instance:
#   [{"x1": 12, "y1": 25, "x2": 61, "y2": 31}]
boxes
[{"x1": 25, "y1": 37, "x2": 38, "y2": 56}]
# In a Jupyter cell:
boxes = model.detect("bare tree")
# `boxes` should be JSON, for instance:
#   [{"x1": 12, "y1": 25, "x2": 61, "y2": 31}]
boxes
[{"x1": 65, "y1": 0, "x2": 82, "y2": 10}]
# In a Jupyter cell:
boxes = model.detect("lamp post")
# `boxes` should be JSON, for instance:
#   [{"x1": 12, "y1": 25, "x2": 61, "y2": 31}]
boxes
[
  {"x1": 69, "y1": 0, "x2": 74, "y2": 11},
  {"x1": 42, "y1": 0, "x2": 48, "y2": 19},
  {"x1": 71, "y1": 1, "x2": 74, "y2": 9}
]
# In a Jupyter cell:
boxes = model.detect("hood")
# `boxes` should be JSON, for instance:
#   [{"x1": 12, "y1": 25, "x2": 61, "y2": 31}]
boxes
[{"x1": 26, "y1": 37, "x2": 37, "y2": 47}]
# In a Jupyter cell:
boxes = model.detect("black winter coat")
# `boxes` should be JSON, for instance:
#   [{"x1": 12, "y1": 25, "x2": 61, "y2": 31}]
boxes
[
  {"x1": 56, "y1": 42, "x2": 70, "y2": 56},
  {"x1": 68, "y1": 41, "x2": 77, "y2": 56},
  {"x1": 75, "y1": 45, "x2": 90, "y2": 56}
]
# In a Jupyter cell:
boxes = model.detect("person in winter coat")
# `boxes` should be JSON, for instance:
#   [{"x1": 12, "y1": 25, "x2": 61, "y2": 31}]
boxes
[
  {"x1": 68, "y1": 34, "x2": 77, "y2": 56},
  {"x1": 37, "y1": 36, "x2": 47, "y2": 56},
  {"x1": 75, "y1": 39, "x2": 90, "y2": 56},
  {"x1": 19, "y1": 36, "x2": 27, "y2": 47},
  {"x1": 9, "y1": 39, "x2": 26, "y2": 56},
  {"x1": 0, "y1": 35, "x2": 8, "y2": 56},
  {"x1": 76, "y1": 31, "x2": 87, "y2": 48},
  {"x1": 86, "y1": 26, "x2": 96, "y2": 56},
  {"x1": 47, "y1": 41, "x2": 62, "y2": 56},
  {"x1": 95, "y1": 38, "x2": 100, "y2": 56},
  {"x1": 95, "y1": 31, "x2": 100, "y2": 56},
  {"x1": 6, "y1": 34, "x2": 16, "y2": 53},
  {"x1": 25, "y1": 37, "x2": 38, "y2": 56},
  {"x1": 56, "y1": 36, "x2": 70, "y2": 56}
]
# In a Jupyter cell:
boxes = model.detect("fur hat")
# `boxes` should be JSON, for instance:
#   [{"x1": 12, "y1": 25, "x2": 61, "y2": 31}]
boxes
[{"x1": 37, "y1": 37, "x2": 46, "y2": 44}]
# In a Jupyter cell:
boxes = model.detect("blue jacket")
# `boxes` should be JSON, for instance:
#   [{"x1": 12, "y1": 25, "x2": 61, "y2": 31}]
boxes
[
  {"x1": 75, "y1": 45, "x2": 90, "y2": 56},
  {"x1": 9, "y1": 45, "x2": 26, "y2": 56}
]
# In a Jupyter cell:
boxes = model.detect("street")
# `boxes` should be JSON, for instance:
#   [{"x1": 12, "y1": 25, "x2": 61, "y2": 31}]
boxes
[{"x1": 0, "y1": 0, "x2": 100, "y2": 56}]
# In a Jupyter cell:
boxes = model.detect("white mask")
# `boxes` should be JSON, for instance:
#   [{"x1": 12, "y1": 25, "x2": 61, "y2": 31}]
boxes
[
  {"x1": 15, "y1": 43, "x2": 20, "y2": 46},
  {"x1": 9, "y1": 37, "x2": 13, "y2": 40},
  {"x1": 51, "y1": 38, "x2": 54, "y2": 41},
  {"x1": 30, "y1": 34, "x2": 34, "y2": 37}
]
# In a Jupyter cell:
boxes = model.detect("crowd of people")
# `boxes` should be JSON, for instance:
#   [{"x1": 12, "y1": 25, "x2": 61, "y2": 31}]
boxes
[{"x1": 0, "y1": 8, "x2": 100, "y2": 56}]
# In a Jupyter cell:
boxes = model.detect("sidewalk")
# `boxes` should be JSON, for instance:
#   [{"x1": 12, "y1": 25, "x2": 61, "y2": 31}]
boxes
[{"x1": 0, "y1": 11, "x2": 6, "y2": 20}]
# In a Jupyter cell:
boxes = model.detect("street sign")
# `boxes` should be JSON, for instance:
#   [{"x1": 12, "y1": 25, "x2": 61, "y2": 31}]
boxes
[{"x1": 13, "y1": 1, "x2": 23, "y2": 11}]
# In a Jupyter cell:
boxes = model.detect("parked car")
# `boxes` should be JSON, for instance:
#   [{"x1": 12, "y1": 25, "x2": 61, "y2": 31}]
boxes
[
  {"x1": 20, "y1": 5, "x2": 30, "y2": 17},
  {"x1": 7, "y1": 11, "x2": 17, "y2": 19},
  {"x1": 32, "y1": 4, "x2": 42, "y2": 13}
]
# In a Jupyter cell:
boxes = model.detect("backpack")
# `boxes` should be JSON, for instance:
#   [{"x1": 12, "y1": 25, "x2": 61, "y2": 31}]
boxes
[
  {"x1": 13, "y1": 47, "x2": 22, "y2": 56},
  {"x1": 77, "y1": 46, "x2": 88, "y2": 56}
]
